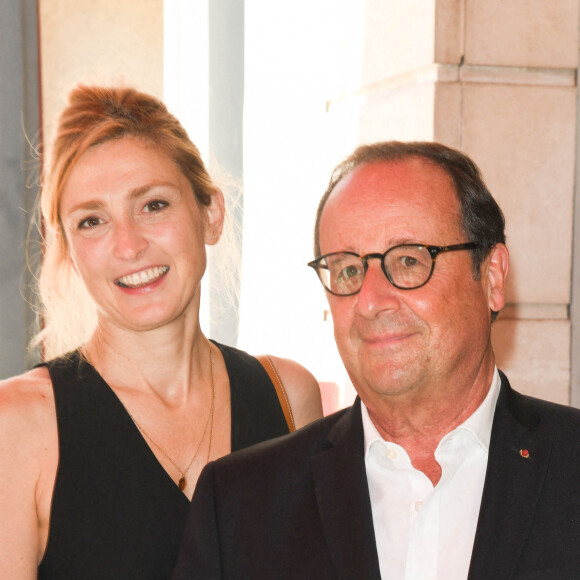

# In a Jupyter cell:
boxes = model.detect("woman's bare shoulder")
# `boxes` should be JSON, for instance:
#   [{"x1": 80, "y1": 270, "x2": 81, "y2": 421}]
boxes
[
  {"x1": 0, "y1": 366, "x2": 55, "y2": 435},
  {"x1": 266, "y1": 355, "x2": 323, "y2": 429}
]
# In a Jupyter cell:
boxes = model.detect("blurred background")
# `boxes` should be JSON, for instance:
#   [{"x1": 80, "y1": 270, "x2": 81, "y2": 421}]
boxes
[{"x1": 1, "y1": 0, "x2": 579, "y2": 413}]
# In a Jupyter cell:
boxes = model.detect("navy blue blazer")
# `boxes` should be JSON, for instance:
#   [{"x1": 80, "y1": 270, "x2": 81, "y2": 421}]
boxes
[{"x1": 173, "y1": 372, "x2": 580, "y2": 579}]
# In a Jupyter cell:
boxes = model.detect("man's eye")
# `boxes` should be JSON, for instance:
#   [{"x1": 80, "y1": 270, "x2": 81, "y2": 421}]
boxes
[
  {"x1": 337, "y1": 264, "x2": 363, "y2": 282},
  {"x1": 78, "y1": 216, "x2": 102, "y2": 229},
  {"x1": 340, "y1": 265, "x2": 361, "y2": 278},
  {"x1": 400, "y1": 256, "x2": 419, "y2": 268},
  {"x1": 144, "y1": 200, "x2": 168, "y2": 212}
]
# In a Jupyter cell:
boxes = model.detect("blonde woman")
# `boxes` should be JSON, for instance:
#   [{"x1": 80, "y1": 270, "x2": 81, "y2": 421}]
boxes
[{"x1": 0, "y1": 86, "x2": 322, "y2": 579}]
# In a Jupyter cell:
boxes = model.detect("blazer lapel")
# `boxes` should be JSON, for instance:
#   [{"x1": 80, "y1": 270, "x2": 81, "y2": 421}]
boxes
[
  {"x1": 468, "y1": 372, "x2": 552, "y2": 580},
  {"x1": 311, "y1": 399, "x2": 382, "y2": 580}
]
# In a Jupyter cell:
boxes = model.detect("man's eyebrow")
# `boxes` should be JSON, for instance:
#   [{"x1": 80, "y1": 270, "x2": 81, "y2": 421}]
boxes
[{"x1": 337, "y1": 237, "x2": 420, "y2": 253}]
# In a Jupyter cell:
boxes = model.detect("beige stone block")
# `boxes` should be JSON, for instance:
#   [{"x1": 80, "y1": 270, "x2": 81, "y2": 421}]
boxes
[
  {"x1": 433, "y1": 81, "x2": 462, "y2": 148},
  {"x1": 360, "y1": 0, "x2": 436, "y2": 86},
  {"x1": 501, "y1": 303, "x2": 568, "y2": 321},
  {"x1": 357, "y1": 82, "x2": 435, "y2": 143},
  {"x1": 461, "y1": 83, "x2": 576, "y2": 305},
  {"x1": 435, "y1": 0, "x2": 464, "y2": 64},
  {"x1": 460, "y1": 65, "x2": 575, "y2": 87},
  {"x1": 465, "y1": 0, "x2": 579, "y2": 68},
  {"x1": 40, "y1": 0, "x2": 163, "y2": 146},
  {"x1": 492, "y1": 318, "x2": 570, "y2": 405}
]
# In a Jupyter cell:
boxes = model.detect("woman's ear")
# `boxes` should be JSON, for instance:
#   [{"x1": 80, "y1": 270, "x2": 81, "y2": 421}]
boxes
[
  {"x1": 486, "y1": 243, "x2": 509, "y2": 313},
  {"x1": 204, "y1": 188, "x2": 225, "y2": 245}
]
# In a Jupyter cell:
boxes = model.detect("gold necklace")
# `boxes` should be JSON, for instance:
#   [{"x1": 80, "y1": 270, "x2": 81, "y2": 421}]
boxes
[{"x1": 125, "y1": 339, "x2": 215, "y2": 491}]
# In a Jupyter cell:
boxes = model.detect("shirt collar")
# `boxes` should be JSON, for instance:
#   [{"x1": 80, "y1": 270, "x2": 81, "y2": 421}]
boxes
[{"x1": 361, "y1": 367, "x2": 502, "y2": 457}]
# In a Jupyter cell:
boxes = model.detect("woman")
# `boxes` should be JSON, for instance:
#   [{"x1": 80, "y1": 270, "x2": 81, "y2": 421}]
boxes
[{"x1": 0, "y1": 86, "x2": 322, "y2": 579}]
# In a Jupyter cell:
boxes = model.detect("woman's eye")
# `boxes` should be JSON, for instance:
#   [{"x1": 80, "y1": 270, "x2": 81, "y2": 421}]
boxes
[
  {"x1": 78, "y1": 216, "x2": 102, "y2": 229},
  {"x1": 144, "y1": 200, "x2": 168, "y2": 212}
]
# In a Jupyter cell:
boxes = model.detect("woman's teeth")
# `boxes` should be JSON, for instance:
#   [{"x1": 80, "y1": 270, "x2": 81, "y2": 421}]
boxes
[{"x1": 116, "y1": 266, "x2": 169, "y2": 288}]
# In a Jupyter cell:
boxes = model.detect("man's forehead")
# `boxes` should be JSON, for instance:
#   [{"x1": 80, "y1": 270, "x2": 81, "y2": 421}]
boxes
[
  {"x1": 317, "y1": 156, "x2": 463, "y2": 253},
  {"x1": 326, "y1": 157, "x2": 456, "y2": 211}
]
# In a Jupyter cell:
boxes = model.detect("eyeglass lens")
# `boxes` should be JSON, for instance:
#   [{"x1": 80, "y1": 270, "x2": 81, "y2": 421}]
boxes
[{"x1": 321, "y1": 245, "x2": 434, "y2": 294}]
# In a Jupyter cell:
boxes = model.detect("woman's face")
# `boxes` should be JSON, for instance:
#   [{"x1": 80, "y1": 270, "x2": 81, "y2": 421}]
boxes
[{"x1": 59, "y1": 137, "x2": 223, "y2": 334}]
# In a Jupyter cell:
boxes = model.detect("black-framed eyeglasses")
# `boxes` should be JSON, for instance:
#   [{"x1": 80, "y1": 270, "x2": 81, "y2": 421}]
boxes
[{"x1": 307, "y1": 242, "x2": 478, "y2": 296}]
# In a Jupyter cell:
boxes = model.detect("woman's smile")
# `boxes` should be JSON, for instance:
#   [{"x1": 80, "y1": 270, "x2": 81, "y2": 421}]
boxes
[{"x1": 115, "y1": 266, "x2": 170, "y2": 289}]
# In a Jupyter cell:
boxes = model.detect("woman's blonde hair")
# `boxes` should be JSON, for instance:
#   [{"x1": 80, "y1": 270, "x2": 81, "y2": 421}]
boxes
[{"x1": 35, "y1": 85, "x2": 222, "y2": 359}]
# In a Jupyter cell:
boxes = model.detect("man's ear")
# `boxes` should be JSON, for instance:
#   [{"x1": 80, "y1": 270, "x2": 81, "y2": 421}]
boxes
[
  {"x1": 204, "y1": 188, "x2": 225, "y2": 245},
  {"x1": 486, "y1": 243, "x2": 509, "y2": 313}
]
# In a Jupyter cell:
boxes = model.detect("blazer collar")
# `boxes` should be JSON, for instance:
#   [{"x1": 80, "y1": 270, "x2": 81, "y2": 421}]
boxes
[
  {"x1": 311, "y1": 374, "x2": 548, "y2": 580},
  {"x1": 310, "y1": 399, "x2": 382, "y2": 580},
  {"x1": 468, "y1": 371, "x2": 552, "y2": 579}
]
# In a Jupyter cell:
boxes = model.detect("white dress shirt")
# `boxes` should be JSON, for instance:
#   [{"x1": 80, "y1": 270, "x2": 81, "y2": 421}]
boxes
[{"x1": 362, "y1": 368, "x2": 501, "y2": 580}]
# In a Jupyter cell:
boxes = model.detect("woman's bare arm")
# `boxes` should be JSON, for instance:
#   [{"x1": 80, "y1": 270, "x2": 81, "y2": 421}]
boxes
[{"x1": 0, "y1": 367, "x2": 57, "y2": 578}]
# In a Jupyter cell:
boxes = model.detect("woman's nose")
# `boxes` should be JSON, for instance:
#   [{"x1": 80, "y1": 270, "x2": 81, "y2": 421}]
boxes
[{"x1": 112, "y1": 220, "x2": 148, "y2": 261}]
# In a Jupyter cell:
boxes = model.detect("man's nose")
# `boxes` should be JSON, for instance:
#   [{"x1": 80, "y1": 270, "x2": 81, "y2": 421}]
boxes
[{"x1": 353, "y1": 260, "x2": 401, "y2": 318}]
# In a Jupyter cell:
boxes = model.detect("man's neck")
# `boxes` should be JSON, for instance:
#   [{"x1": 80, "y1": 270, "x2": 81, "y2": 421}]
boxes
[{"x1": 364, "y1": 366, "x2": 497, "y2": 485}]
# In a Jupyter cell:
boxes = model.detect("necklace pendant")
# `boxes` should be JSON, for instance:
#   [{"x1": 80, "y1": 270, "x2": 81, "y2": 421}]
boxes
[{"x1": 178, "y1": 476, "x2": 186, "y2": 491}]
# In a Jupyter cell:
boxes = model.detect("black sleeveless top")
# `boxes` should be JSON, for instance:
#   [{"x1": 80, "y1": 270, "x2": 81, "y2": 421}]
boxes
[{"x1": 38, "y1": 341, "x2": 289, "y2": 579}]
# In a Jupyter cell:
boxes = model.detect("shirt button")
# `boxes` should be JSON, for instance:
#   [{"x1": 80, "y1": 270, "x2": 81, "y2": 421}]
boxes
[
  {"x1": 414, "y1": 500, "x2": 423, "y2": 512},
  {"x1": 386, "y1": 449, "x2": 397, "y2": 460}
]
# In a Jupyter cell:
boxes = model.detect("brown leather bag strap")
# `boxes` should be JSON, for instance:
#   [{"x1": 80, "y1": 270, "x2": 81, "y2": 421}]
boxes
[{"x1": 256, "y1": 354, "x2": 296, "y2": 432}]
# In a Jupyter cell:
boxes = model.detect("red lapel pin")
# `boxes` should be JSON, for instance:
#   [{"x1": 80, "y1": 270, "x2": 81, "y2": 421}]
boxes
[{"x1": 519, "y1": 449, "x2": 530, "y2": 459}]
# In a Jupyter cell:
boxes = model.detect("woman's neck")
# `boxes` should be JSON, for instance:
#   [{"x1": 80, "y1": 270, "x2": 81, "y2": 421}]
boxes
[{"x1": 83, "y1": 318, "x2": 209, "y2": 403}]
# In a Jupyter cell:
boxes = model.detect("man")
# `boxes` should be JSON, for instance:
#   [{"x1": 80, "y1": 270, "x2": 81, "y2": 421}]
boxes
[{"x1": 173, "y1": 142, "x2": 580, "y2": 579}]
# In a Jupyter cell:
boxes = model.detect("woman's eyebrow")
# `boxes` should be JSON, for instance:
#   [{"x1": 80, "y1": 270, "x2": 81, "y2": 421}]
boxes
[
  {"x1": 128, "y1": 181, "x2": 179, "y2": 201},
  {"x1": 65, "y1": 181, "x2": 179, "y2": 215}
]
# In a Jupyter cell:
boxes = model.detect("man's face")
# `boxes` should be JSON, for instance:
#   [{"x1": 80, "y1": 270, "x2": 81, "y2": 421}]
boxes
[{"x1": 318, "y1": 157, "x2": 506, "y2": 409}]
